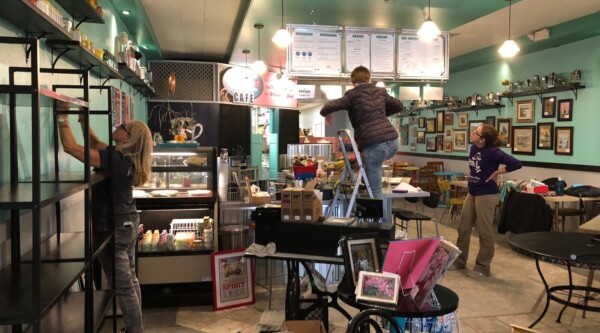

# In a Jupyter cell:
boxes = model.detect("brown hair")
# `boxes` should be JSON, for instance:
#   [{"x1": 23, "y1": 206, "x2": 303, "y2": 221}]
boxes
[
  {"x1": 116, "y1": 121, "x2": 154, "y2": 186},
  {"x1": 480, "y1": 124, "x2": 505, "y2": 147},
  {"x1": 351, "y1": 66, "x2": 370, "y2": 84}
]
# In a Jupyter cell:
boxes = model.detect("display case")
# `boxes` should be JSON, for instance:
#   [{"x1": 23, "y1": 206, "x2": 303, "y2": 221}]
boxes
[
  {"x1": 134, "y1": 144, "x2": 217, "y2": 207},
  {"x1": 133, "y1": 144, "x2": 218, "y2": 307}
]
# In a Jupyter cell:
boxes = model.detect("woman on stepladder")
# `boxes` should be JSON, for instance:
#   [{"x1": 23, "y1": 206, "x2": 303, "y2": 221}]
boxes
[
  {"x1": 57, "y1": 107, "x2": 153, "y2": 333},
  {"x1": 320, "y1": 66, "x2": 404, "y2": 198}
]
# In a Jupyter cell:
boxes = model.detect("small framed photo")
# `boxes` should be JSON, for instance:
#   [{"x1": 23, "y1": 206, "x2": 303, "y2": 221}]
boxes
[
  {"x1": 444, "y1": 140, "x2": 453, "y2": 153},
  {"x1": 444, "y1": 127, "x2": 453, "y2": 138},
  {"x1": 512, "y1": 126, "x2": 536, "y2": 155},
  {"x1": 211, "y1": 249, "x2": 255, "y2": 311},
  {"x1": 452, "y1": 129, "x2": 467, "y2": 151},
  {"x1": 469, "y1": 120, "x2": 484, "y2": 143},
  {"x1": 411, "y1": 126, "x2": 417, "y2": 137},
  {"x1": 418, "y1": 117, "x2": 425, "y2": 128},
  {"x1": 356, "y1": 271, "x2": 400, "y2": 306},
  {"x1": 436, "y1": 111, "x2": 445, "y2": 133},
  {"x1": 557, "y1": 99, "x2": 573, "y2": 121},
  {"x1": 426, "y1": 137, "x2": 437, "y2": 152},
  {"x1": 555, "y1": 126, "x2": 574, "y2": 155},
  {"x1": 436, "y1": 134, "x2": 444, "y2": 151},
  {"x1": 417, "y1": 131, "x2": 425, "y2": 143},
  {"x1": 516, "y1": 99, "x2": 535, "y2": 123},
  {"x1": 542, "y1": 96, "x2": 556, "y2": 118},
  {"x1": 457, "y1": 113, "x2": 468, "y2": 128},
  {"x1": 410, "y1": 140, "x2": 416, "y2": 151},
  {"x1": 341, "y1": 233, "x2": 382, "y2": 292},
  {"x1": 485, "y1": 116, "x2": 496, "y2": 126},
  {"x1": 425, "y1": 118, "x2": 436, "y2": 134},
  {"x1": 444, "y1": 113, "x2": 453, "y2": 126},
  {"x1": 537, "y1": 122, "x2": 554, "y2": 150},
  {"x1": 497, "y1": 118, "x2": 512, "y2": 148}
]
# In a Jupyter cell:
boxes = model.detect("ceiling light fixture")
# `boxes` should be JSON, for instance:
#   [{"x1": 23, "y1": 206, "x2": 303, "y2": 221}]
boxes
[
  {"x1": 417, "y1": 0, "x2": 440, "y2": 40},
  {"x1": 272, "y1": 0, "x2": 292, "y2": 47},
  {"x1": 252, "y1": 24, "x2": 267, "y2": 74},
  {"x1": 122, "y1": 10, "x2": 131, "y2": 15},
  {"x1": 498, "y1": 0, "x2": 520, "y2": 58}
]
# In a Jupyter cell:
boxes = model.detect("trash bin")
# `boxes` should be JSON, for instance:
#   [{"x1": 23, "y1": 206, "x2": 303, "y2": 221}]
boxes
[{"x1": 218, "y1": 225, "x2": 249, "y2": 250}]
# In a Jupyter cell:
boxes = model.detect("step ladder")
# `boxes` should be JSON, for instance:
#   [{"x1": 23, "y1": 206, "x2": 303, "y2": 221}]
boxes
[{"x1": 326, "y1": 129, "x2": 373, "y2": 218}]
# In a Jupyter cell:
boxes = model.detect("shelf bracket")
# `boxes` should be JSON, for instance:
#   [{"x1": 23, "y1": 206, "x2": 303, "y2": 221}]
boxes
[
  {"x1": 119, "y1": 79, "x2": 124, "y2": 91},
  {"x1": 496, "y1": 105, "x2": 502, "y2": 115},
  {"x1": 571, "y1": 86, "x2": 580, "y2": 100},
  {"x1": 51, "y1": 47, "x2": 73, "y2": 70},
  {"x1": 73, "y1": 18, "x2": 89, "y2": 30},
  {"x1": 535, "y1": 93, "x2": 544, "y2": 103},
  {"x1": 101, "y1": 77, "x2": 111, "y2": 86}
]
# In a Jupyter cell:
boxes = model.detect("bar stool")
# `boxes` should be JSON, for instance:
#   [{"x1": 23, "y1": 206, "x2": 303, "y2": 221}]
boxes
[{"x1": 393, "y1": 192, "x2": 442, "y2": 238}]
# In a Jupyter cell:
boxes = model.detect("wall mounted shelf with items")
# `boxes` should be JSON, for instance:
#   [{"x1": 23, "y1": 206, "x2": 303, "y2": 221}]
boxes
[
  {"x1": 500, "y1": 83, "x2": 585, "y2": 105},
  {"x1": 54, "y1": 0, "x2": 105, "y2": 25},
  {"x1": 397, "y1": 104, "x2": 504, "y2": 118},
  {"x1": 118, "y1": 63, "x2": 157, "y2": 97}
]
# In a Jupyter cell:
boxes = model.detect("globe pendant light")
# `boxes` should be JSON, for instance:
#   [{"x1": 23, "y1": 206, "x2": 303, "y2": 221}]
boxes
[
  {"x1": 417, "y1": 0, "x2": 441, "y2": 40},
  {"x1": 252, "y1": 24, "x2": 267, "y2": 74},
  {"x1": 498, "y1": 0, "x2": 520, "y2": 58},
  {"x1": 272, "y1": 0, "x2": 292, "y2": 47}
]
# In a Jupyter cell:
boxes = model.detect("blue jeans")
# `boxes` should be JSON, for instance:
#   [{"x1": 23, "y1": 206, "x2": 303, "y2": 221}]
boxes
[
  {"x1": 360, "y1": 139, "x2": 398, "y2": 198},
  {"x1": 100, "y1": 217, "x2": 143, "y2": 333}
]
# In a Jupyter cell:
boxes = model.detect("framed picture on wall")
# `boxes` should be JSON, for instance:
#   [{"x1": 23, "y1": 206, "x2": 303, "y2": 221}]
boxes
[
  {"x1": 542, "y1": 96, "x2": 556, "y2": 118},
  {"x1": 511, "y1": 126, "x2": 536, "y2": 155},
  {"x1": 444, "y1": 113, "x2": 453, "y2": 126},
  {"x1": 485, "y1": 116, "x2": 496, "y2": 126},
  {"x1": 452, "y1": 129, "x2": 467, "y2": 151},
  {"x1": 444, "y1": 140, "x2": 453, "y2": 153},
  {"x1": 555, "y1": 126, "x2": 574, "y2": 155},
  {"x1": 417, "y1": 131, "x2": 425, "y2": 144},
  {"x1": 436, "y1": 111, "x2": 445, "y2": 133},
  {"x1": 425, "y1": 118, "x2": 436, "y2": 134},
  {"x1": 557, "y1": 99, "x2": 573, "y2": 121},
  {"x1": 418, "y1": 117, "x2": 425, "y2": 128},
  {"x1": 426, "y1": 137, "x2": 436, "y2": 152},
  {"x1": 410, "y1": 140, "x2": 417, "y2": 151},
  {"x1": 537, "y1": 122, "x2": 554, "y2": 150},
  {"x1": 436, "y1": 134, "x2": 444, "y2": 151},
  {"x1": 497, "y1": 118, "x2": 512, "y2": 148},
  {"x1": 469, "y1": 120, "x2": 484, "y2": 143},
  {"x1": 516, "y1": 99, "x2": 534, "y2": 123},
  {"x1": 457, "y1": 113, "x2": 468, "y2": 128}
]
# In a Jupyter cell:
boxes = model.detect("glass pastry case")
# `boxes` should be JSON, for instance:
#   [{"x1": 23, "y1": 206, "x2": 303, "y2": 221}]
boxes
[{"x1": 134, "y1": 143, "x2": 217, "y2": 206}]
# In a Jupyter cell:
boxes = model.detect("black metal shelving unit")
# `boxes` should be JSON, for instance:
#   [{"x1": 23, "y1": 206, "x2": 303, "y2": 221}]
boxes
[
  {"x1": 0, "y1": 35, "x2": 115, "y2": 333},
  {"x1": 500, "y1": 83, "x2": 586, "y2": 105}
]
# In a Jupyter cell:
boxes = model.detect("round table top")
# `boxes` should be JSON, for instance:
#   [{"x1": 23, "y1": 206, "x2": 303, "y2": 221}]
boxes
[
  {"x1": 338, "y1": 281, "x2": 459, "y2": 318},
  {"x1": 509, "y1": 232, "x2": 600, "y2": 270},
  {"x1": 434, "y1": 171, "x2": 464, "y2": 177}
]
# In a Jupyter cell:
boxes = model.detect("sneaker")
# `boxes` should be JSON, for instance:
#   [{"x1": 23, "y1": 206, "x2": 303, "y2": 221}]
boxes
[
  {"x1": 447, "y1": 263, "x2": 466, "y2": 270},
  {"x1": 467, "y1": 270, "x2": 490, "y2": 278}
]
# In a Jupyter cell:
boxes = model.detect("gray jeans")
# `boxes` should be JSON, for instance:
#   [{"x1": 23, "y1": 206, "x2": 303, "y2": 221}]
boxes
[{"x1": 100, "y1": 217, "x2": 143, "y2": 332}]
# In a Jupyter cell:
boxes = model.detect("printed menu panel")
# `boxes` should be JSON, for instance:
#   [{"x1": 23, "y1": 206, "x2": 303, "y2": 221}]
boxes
[
  {"x1": 289, "y1": 25, "x2": 342, "y2": 74},
  {"x1": 397, "y1": 30, "x2": 448, "y2": 80},
  {"x1": 343, "y1": 27, "x2": 395, "y2": 74}
]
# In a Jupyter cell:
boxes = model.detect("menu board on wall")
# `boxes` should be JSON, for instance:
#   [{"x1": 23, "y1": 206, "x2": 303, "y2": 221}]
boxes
[
  {"x1": 288, "y1": 24, "x2": 342, "y2": 75},
  {"x1": 397, "y1": 29, "x2": 449, "y2": 80},
  {"x1": 344, "y1": 27, "x2": 395, "y2": 75}
]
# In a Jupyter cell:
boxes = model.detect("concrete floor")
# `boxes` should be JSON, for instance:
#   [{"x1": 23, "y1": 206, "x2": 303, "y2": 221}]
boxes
[{"x1": 101, "y1": 204, "x2": 600, "y2": 332}]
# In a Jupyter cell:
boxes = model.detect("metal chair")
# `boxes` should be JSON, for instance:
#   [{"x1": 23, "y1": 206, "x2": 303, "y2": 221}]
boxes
[
  {"x1": 346, "y1": 308, "x2": 402, "y2": 333},
  {"x1": 556, "y1": 194, "x2": 587, "y2": 231},
  {"x1": 438, "y1": 180, "x2": 466, "y2": 225},
  {"x1": 393, "y1": 192, "x2": 442, "y2": 238}
]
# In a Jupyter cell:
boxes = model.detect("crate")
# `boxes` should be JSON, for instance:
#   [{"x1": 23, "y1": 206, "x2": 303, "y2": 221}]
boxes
[
  {"x1": 170, "y1": 218, "x2": 204, "y2": 238},
  {"x1": 292, "y1": 165, "x2": 317, "y2": 180}
]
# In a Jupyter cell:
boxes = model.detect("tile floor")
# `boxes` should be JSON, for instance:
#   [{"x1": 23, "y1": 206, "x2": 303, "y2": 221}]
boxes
[{"x1": 100, "y1": 204, "x2": 600, "y2": 332}]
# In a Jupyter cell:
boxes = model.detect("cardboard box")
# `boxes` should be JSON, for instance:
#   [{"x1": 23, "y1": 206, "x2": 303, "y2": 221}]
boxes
[
  {"x1": 280, "y1": 187, "x2": 293, "y2": 222},
  {"x1": 302, "y1": 180, "x2": 323, "y2": 223},
  {"x1": 290, "y1": 188, "x2": 304, "y2": 222},
  {"x1": 246, "y1": 176, "x2": 272, "y2": 204},
  {"x1": 282, "y1": 320, "x2": 326, "y2": 333}
]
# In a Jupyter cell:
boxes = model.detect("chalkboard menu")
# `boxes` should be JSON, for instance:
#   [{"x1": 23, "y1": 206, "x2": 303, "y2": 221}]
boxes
[
  {"x1": 288, "y1": 24, "x2": 342, "y2": 75},
  {"x1": 287, "y1": 25, "x2": 449, "y2": 81}
]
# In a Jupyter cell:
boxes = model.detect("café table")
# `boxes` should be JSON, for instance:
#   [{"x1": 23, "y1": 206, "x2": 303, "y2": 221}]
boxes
[
  {"x1": 579, "y1": 214, "x2": 600, "y2": 317},
  {"x1": 509, "y1": 232, "x2": 600, "y2": 328},
  {"x1": 338, "y1": 280, "x2": 459, "y2": 332}
]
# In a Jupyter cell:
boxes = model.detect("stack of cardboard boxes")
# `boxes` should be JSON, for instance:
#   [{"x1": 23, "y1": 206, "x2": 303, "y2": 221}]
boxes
[{"x1": 280, "y1": 180, "x2": 323, "y2": 223}]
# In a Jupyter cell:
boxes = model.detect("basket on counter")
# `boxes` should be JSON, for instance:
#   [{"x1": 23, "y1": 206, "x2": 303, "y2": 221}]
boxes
[{"x1": 292, "y1": 165, "x2": 318, "y2": 180}]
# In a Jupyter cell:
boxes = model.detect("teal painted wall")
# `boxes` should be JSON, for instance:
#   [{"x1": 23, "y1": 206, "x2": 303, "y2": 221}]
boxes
[{"x1": 397, "y1": 34, "x2": 600, "y2": 167}]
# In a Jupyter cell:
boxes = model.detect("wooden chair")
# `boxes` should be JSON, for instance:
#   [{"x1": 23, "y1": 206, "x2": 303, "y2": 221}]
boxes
[
  {"x1": 392, "y1": 161, "x2": 411, "y2": 177},
  {"x1": 426, "y1": 161, "x2": 445, "y2": 173},
  {"x1": 417, "y1": 165, "x2": 438, "y2": 192},
  {"x1": 438, "y1": 179, "x2": 466, "y2": 225}
]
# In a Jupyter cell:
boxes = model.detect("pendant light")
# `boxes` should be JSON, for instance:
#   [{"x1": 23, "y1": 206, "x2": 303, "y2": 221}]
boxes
[
  {"x1": 252, "y1": 24, "x2": 267, "y2": 74},
  {"x1": 417, "y1": 0, "x2": 440, "y2": 40},
  {"x1": 498, "y1": 0, "x2": 520, "y2": 58},
  {"x1": 272, "y1": 0, "x2": 292, "y2": 47},
  {"x1": 242, "y1": 49, "x2": 250, "y2": 78}
]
